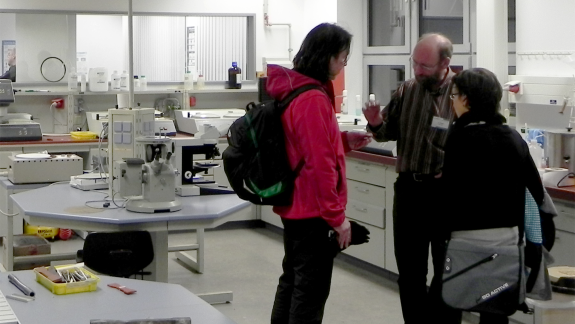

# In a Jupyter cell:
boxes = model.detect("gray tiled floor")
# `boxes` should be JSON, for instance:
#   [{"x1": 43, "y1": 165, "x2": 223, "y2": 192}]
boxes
[{"x1": 19, "y1": 224, "x2": 477, "y2": 324}]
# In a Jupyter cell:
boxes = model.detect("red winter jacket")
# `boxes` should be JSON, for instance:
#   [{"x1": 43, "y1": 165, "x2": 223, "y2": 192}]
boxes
[{"x1": 266, "y1": 65, "x2": 351, "y2": 228}]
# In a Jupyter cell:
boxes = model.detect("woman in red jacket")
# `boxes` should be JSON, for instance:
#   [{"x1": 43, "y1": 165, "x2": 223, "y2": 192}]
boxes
[{"x1": 266, "y1": 23, "x2": 372, "y2": 324}]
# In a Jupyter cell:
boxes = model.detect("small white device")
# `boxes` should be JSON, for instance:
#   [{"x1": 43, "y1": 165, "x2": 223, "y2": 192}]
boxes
[
  {"x1": 173, "y1": 109, "x2": 245, "y2": 136},
  {"x1": 70, "y1": 173, "x2": 109, "y2": 190}
]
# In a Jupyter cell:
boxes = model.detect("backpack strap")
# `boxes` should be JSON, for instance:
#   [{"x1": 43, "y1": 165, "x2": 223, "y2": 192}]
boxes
[
  {"x1": 278, "y1": 84, "x2": 325, "y2": 112},
  {"x1": 277, "y1": 84, "x2": 324, "y2": 179}
]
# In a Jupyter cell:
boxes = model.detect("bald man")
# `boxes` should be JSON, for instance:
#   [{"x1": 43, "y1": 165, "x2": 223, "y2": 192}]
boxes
[
  {"x1": 363, "y1": 34, "x2": 461, "y2": 324},
  {"x1": 0, "y1": 48, "x2": 16, "y2": 82}
]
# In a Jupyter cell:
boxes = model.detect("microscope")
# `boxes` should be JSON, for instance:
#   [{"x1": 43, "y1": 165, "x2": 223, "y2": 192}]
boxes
[{"x1": 113, "y1": 136, "x2": 182, "y2": 213}]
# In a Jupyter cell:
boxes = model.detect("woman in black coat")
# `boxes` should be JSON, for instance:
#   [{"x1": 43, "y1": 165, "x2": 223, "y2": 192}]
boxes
[{"x1": 441, "y1": 68, "x2": 545, "y2": 324}]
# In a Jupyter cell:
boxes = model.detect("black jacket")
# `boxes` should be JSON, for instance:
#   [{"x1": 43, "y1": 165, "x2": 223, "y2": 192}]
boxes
[
  {"x1": 0, "y1": 65, "x2": 16, "y2": 82},
  {"x1": 441, "y1": 112, "x2": 544, "y2": 232}
]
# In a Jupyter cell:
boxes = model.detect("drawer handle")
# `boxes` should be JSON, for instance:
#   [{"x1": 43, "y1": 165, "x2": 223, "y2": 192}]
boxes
[
  {"x1": 353, "y1": 206, "x2": 368, "y2": 213},
  {"x1": 355, "y1": 166, "x2": 370, "y2": 172},
  {"x1": 355, "y1": 187, "x2": 370, "y2": 194}
]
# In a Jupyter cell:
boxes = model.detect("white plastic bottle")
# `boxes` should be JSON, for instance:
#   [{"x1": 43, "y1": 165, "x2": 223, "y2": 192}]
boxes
[
  {"x1": 184, "y1": 71, "x2": 194, "y2": 90},
  {"x1": 528, "y1": 139, "x2": 543, "y2": 168},
  {"x1": 369, "y1": 94, "x2": 376, "y2": 103},
  {"x1": 355, "y1": 95, "x2": 362, "y2": 116},
  {"x1": 341, "y1": 90, "x2": 348, "y2": 114},
  {"x1": 120, "y1": 71, "x2": 129, "y2": 91},
  {"x1": 140, "y1": 75, "x2": 147, "y2": 91},
  {"x1": 111, "y1": 70, "x2": 121, "y2": 91},
  {"x1": 133, "y1": 75, "x2": 140, "y2": 91},
  {"x1": 197, "y1": 73, "x2": 205, "y2": 90},
  {"x1": 80, "y1": 73, "x2": 86, "y2": 93},
  {"x1": 68, "y1": 67, "x2": 78, "y2": 92}
]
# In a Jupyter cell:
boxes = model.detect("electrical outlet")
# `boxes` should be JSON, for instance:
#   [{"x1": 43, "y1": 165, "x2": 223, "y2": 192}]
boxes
[{"x1": 51, "y1": 98, "x2": 65, "y2": 109}]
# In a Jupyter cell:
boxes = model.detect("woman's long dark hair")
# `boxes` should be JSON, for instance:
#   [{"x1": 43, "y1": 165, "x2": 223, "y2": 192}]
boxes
[{"x1": 293, "y1": 23, "x2": 352, "y2": 83}]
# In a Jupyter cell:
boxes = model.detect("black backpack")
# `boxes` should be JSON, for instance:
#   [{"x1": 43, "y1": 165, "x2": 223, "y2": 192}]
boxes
[{"x1": 223, "y1": 84, "x2": 323, "y2": 206}]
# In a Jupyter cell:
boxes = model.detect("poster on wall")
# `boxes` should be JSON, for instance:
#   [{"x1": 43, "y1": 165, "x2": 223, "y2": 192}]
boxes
[{"x1": 1, "y1": 40, "x2": 16, "y2": 81}]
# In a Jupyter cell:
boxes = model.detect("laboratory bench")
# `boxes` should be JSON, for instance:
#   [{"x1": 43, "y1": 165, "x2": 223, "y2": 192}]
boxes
[
  {"x1": 4, "y1": 184, "x2": 254, "y2": 286},
  {"x1": 0, "y1": 270, "x2": 239, "y2": 324},
  {"x1": 0, "y1": 132, "x2": 199, "y2": 169}
]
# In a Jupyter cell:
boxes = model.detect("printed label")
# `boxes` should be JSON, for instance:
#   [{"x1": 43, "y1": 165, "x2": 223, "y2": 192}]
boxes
[{"x1": 480, "y1": 282, "x2": 509, "y2": 301}]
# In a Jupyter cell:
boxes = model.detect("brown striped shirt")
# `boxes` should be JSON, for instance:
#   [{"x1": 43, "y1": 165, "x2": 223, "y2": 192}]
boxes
[{"x1": 367, "y1": 70, "x2": 455, "y2": 174}]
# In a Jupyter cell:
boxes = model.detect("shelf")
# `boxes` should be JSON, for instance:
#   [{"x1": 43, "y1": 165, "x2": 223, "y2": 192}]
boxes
[
  {"x1": 15, "y1": 91, "x2": 69, "y2": 96},
  {"x1": 12, "y1": 89, "x2": 257, "y2": 96},
  {"x1": 187, "y1": 88, "x2": 257, "y2": 94},
  {"x1": 74, "y1": 90, "x2": 184, "y2": 95}
]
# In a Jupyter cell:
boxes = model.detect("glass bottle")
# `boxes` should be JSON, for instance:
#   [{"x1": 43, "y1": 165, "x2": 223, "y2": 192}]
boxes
[{"x1": 227, "y1": 62, "x2": 242, "y2": 89}]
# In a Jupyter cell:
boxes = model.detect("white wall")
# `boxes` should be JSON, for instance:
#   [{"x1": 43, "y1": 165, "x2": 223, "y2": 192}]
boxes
[
  {"x1": 16, "y1": 14, "x2": 76, "y2": 82},
  {"x1": 0, "y1": 0, "x2": 337, "y2": 73},
  {"x1": 516, "y1": 0, "x2": 575, "y2": 76},
  {"x1": 0, "y1": 13, "x2": 16, "y2": 44},
  {"x1": 0, "y1": 13, "x2": 16, "y2": 73}
]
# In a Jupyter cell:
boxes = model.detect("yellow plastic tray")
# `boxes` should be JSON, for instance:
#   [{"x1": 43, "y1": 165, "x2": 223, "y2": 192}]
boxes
[
  {"x1": 70, "y1": 131, "x2": 98, "y2": 140},
  {"x1": 34, "y1": 265, "x2": 100, "y2": 295}
]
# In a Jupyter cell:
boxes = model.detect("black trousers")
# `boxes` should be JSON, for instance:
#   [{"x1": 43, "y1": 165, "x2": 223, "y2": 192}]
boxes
[
  {"x1": 271, "y1": 217, "x2": 338, "y2": 324},
  {"x1": 393, "y1": 174, "x2": 461, "y2": 324}
]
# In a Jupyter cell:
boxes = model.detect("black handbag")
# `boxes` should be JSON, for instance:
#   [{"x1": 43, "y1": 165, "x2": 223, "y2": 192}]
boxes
[{"x1": 441, "y1": 239, "x2": 525, "y2": 316}]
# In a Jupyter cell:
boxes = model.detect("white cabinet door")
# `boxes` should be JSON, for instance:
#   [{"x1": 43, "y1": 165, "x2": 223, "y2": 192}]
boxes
[{"x1": 343, "y1": 220, "x2": 386, "y2": 269}]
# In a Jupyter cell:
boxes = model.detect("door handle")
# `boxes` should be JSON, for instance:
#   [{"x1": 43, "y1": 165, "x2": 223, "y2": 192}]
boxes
[
  {"x1": 353, "y1": 206, "x2": 368, "y2": 213},
  {"x1": 355, "y1": 187, "x2": 370, "y2": 194}
]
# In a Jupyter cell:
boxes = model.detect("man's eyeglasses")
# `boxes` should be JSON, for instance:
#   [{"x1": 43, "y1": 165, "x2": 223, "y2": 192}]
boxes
[
  {"x1": 450, "y1": 93, "x2": 460, "y2": 100},
  {"x1": 409, "y1": 57, "x2": 438, "y2": 71}
]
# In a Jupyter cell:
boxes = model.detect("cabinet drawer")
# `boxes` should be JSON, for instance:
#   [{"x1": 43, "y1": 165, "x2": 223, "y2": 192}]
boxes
[
  {"x1": 346, "y1": 159, "x2": 386, "y2": 187},
  {"x1": 347, "y1": 199, "x2": 385, "y2": 229},
  {"x1": 555, "y1": 202, "x2": 575, "y2": 234},
  {"x1": 348, "y1": 179, "x2": 385, "y2": 207},
  {"x1": 551, "y1": 230, "x2": 575, "y2": 267},
  {"x1": 342, "y1": 221, "x2": 385, "y2": 268}
]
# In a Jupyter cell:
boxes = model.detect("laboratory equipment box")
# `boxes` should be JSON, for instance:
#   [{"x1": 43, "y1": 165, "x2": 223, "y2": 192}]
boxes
[
  {"x1": 3, "y1": 234, "x2": 51, "y2": 270},
  {"x1": 8, "y1": 154, "x2": 83, "y2": 184},
  {"x1": 34, "y1": 265, "x2": 100, "y2": 295}
]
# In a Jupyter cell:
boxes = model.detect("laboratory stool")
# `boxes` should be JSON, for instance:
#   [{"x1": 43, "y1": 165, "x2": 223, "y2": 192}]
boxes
[{"x1": 76, "y1": 231, "x2": 154, "y2": 279}]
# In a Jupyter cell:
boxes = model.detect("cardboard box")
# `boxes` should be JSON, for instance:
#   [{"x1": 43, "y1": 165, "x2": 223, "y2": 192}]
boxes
[{"x1": 4, "y1": 234, "x2": 51, "y2": 270}]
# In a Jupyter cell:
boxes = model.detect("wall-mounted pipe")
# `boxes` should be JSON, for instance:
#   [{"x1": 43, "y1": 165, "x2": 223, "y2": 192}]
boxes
[
  {"x1": 263, "y1": 0, "x2": 293, "y2": 61},
  {"x1": 128, "y1": 0, "x2": 134, "y2": 108}
]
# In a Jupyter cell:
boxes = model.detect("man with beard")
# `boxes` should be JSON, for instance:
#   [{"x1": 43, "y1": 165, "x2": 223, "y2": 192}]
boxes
[{"x1": 362, "y1": 33, "x2": 460, "y2": 324}]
